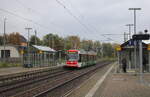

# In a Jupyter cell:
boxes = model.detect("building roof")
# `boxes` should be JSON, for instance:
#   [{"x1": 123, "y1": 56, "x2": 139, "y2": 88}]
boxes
[
  {"x1": 32, "y1": 45, "x2": 56, "y2": 52},
  {"x1": 79, "y1": 49, "x2": 87, "y2": 54},
  {"x1": 88, "y1": 51, "x2": 97, "y2": 55},
  {"x1": 121, "y1": 39, "x2": 147, "y2": 48}
]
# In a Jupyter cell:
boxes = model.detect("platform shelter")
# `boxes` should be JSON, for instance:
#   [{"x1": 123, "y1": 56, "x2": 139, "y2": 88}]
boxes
[
  {"x1": 116, "y1": 39, "x2": 150, "y2": 73},
  {"x1": 23, "y1": 45, "x2": 56, "y2": 67}
]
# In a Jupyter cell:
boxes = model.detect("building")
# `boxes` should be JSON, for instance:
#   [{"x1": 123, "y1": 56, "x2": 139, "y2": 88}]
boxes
[
  {"x1": 23, "y1": 45, "x2": 56, "y2": 67},
  {"x1": 0, "y1": 45, "x2": 24, "y2": 58},
  {"x1": 0, "y1": 45, "x2": 25, "y2": 64}
]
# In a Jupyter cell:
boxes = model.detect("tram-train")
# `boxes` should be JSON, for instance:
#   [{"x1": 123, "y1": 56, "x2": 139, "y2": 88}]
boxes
[{"x1": 65, "y1": 49, "x2": 97, "y2": 68}]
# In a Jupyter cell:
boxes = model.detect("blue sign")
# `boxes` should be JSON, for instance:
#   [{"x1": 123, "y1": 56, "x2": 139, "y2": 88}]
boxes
[{"x1": 129, "y1": 40, "x2": 134, "y2": 46}]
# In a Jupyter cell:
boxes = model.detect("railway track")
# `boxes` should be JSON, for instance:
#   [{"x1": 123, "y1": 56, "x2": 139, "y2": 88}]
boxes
[
  {"x1": 32, "y1": 62, "x2": 111, "y2": 97},
  {"x1": 16, "y1": 61, "x2": 111, "y2": 97},
  {"x1": 0, "y1": 66, "x2": 67, "y2": 97},
  {"x1": 0, "y1": 61, "x2": 112, "y2": 97},
  {"x1": 0, "y1": 66, "x2": 63, "y2": 86}
]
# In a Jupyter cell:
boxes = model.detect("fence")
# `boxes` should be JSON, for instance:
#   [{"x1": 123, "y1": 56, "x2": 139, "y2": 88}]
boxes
[{"x1": 0, "y1": 58, "x2": 22, "y2": 64}]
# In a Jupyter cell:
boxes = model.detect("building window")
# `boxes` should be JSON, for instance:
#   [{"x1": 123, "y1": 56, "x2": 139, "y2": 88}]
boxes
[{"x1": 1, "y1": 50, "x2": 10, "y2": 58}]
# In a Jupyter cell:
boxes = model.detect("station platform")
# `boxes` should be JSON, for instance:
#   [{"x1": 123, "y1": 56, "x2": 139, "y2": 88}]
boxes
[
  {"x1": 0, "y1": 63, "x2": 64, "y2": 76},
  {"x1": 66, "y1": 63, "x2": 150, "y2": 97}
]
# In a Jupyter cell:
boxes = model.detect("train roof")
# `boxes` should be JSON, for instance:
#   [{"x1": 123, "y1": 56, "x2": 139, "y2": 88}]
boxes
[{"x1": 67, "y1": 49, "x2": 97, "y2": 55}]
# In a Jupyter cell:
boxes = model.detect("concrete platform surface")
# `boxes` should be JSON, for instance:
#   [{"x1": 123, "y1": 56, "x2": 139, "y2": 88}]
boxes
[
  {"x1": 0, "y1": 66, "x2": 59, "y2": 76},
  {"x1": 66, "y1": 63, "x2": 150, "y2": 97},
  {"x1": 66, "y1": 62, "x2": 115, "y2": 97},
  {"x1": 93, "y1": 73, "x2": 150, "y2": 97}
]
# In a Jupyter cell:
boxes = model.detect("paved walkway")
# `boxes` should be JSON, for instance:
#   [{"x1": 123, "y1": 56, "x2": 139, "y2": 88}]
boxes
[
  {"x1": 66, "y1": 62, "x2": 114, "y2": 97},
  {"x1": 93, "y1": 73, "x2": 150, "y2": 97},
  {"x1": 66, "y1": 63, "x2": 150, "y2": 97},
  {"x1": 0, "y1": 64, "x2": 65, "y2": 76},
  {"x1": 0, "y1": 67, "x2": 52, "y2": 76}
]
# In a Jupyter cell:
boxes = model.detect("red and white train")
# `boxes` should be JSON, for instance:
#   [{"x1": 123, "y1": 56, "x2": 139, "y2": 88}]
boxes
[{"x1": 65, "y1": 49, "x2": 97, "y2": 68}]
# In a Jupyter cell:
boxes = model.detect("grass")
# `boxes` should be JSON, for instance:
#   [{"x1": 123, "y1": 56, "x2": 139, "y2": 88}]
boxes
[{"x1": 0, "y1": 62, "x2": 21, "y2": 68}]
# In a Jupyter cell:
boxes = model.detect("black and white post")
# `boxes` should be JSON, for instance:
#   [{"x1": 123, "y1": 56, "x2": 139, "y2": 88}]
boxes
[
  {"x1": 129, "y1": 8, "x2": 141, "y2": 71},
  {"x1": 25, "y1": 28, "x2": 32, "y2": 65}
]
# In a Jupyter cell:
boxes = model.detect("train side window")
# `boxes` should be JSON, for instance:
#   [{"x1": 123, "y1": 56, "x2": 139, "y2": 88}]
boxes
[
  {"x1": 79, "y1": 54, "x2": 81, "y2": 62},
  {"x1": 83, "y1": 55, "x2": 85, "y2": 61}
]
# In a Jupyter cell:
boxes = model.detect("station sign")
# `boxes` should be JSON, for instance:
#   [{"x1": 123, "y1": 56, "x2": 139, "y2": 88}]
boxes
[
  {"x1": 116, "y1": 45, "x2": 121, "y2": 51},
  {"x1": 147, "y1": 44, "x2": 150, "y2": 51},
  {"x1": 38, "y1": 50, "x2": 43, "y2": 54},
  {"x1": 129, "y1": 39, "x2": 134, "y2": 46},
  {"x1": 20, "y1": 50, "x2": 24, "y2": 54},
  {"x1": 132, "y1": 34, "x2": 150, "y2": 40}
]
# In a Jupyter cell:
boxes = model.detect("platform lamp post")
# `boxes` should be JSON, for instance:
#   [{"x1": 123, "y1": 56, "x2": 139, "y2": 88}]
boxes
[
  {"x1": 25, "y1": 28, "x2": 32, "y2": 66},
  {"x1": 133, "y1": 33, "x2": 150, "y2": 84},
  {"x1": 129, "y1": 8, "x2": 141, "y2": 71}
]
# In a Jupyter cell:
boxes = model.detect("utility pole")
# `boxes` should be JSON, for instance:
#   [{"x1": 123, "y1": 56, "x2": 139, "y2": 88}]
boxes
[
  {"x1": 129, "y1": 8, "x2": 141, "y2": 71},
  {"x1": 124, "y1": 32, "x2": 128, "y2": 42},
  {"x1": 3, "y1": 18, "x2": 7, "y2": 63},
  {"x1": 124, "y1": 32, "x2": 126, "y2": 42},
  {"x1": 49, "y1": 34, "x2": 51, "y2": 47},
  {"x1": 52, "y1": 36, "x2": 55, "y2": 65},
  {"x1": 25, "y1": 28, "x2": 32, "y2": 65},
  {"x1": 34, "y1": 30, "x2": 37, "y2": 67},
  {"x1": 126, "y1": 24, "x2": 133, "y2": 70},
  {"x1": 126, "y1": 24, "x2": 134, "y2": 39},
  {"x1": 34, "y1": 30, "x2": 37, "y2": 45}
]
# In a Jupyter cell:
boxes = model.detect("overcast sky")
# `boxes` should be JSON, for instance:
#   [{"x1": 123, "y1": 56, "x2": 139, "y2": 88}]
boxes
[{"x1": 0, "y1": 0, "x2": 149, "y2": 43}]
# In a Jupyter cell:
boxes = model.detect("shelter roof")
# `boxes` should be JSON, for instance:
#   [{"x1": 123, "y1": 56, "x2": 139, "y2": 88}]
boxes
[
  {"x1": 121, "y1": 39, "x2": 147, "y2": 48},
  {"x1": 32, "y1": 45, "x2": 56, "y2": 52}
]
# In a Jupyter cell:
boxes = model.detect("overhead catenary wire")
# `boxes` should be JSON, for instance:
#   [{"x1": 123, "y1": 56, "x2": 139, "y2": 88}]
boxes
[
  {"x1": 1, "y1": 0, "x2": 119, "y2": 43},
  {"x1": 15, "y1": 0, "x2": 67, "y2": 36},
  {"x1": 62, "y1": 0, "x2": 103, "y2": 37},
  {"x1": 0, "y1": 8, "x2": 91, "y2": 43},
  {"x1": 61, "y1": 0, "x2": 104, "y2": 40},
  {"x1": 56, "y1": 0, "x2": 119, "y2": 43},
  {"x1": 63, "y1": 0, "x2": 118, "y2": 41},
  {"x1": 55, "y1": 0, "x2": 93, "y2": 33},
  {"x1": 11, "y1": 0, "x2": 116, "y2": 43},
  {"x1": 55, "y1": 0, "x2": 108, "y2": 42},
  {"x1": 53, "y1": 0, "x2": 100, "y2": 41},
  {"x1": 15, "y1": 0, "x2": 90, "y2": 40},
  {"x1": 0, "y1": 8, "x2": 53, "y2": 31}
]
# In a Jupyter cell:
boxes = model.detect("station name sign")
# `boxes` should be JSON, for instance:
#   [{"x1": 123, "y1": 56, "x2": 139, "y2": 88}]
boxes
[{"x1": 132, "y1": 34, "x2": 150, "y2": 40}]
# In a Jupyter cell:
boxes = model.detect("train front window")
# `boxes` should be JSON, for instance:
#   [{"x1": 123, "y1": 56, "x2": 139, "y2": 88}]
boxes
[{"x1": 67, "y1": 53, "x2": 78, "y2": 61}]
